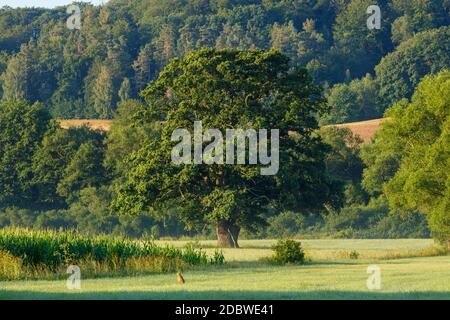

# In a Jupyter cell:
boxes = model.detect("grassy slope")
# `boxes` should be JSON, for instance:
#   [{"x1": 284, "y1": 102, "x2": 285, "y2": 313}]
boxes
[{"x1": 1, "y1": 239, "x2": 449, "y2": 300}]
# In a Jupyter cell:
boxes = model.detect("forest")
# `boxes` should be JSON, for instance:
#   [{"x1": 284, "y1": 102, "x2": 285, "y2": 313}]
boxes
[{"x1": 0, "y1": 0, "x2": 449, "y2": 247}]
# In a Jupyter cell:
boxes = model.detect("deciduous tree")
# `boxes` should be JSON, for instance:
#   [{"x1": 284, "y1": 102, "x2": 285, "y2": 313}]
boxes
[{"x1": 112, "y1": 49, "x2": 340, "y2": 248}]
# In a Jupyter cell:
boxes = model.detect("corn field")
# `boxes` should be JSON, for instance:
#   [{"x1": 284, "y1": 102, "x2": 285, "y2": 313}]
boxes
[{"x1": 0, "y1": 228, "x2": 224, "y2": 279}]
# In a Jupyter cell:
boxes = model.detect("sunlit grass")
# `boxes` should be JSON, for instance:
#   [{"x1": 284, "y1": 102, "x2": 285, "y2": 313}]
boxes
[
  {"x1": 1, "y1": 256, "x2": 449, "y2": 300},
  {"x1": 1, "y1": 239, "x2": 448, "y2": 300},
  {"x1": 157, "y1": 239, "x2": 442, "y2": 261}
]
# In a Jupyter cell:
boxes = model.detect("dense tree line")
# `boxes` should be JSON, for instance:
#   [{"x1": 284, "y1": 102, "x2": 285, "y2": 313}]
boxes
[{"x1": 1, "y1": 69, "x2": 447, "y2": 245}]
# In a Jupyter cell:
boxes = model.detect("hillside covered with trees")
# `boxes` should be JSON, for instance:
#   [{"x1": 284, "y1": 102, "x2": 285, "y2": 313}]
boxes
[{"x1": 0, "y1": 0, "x2": 448, "y2": 122}]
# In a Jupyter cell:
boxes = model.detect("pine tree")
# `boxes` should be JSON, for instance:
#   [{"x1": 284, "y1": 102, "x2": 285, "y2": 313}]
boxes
[
  {"x1": 1, "y1": 43, "x2": 35, "y2": 101},
  {"x1": 92, "y1": 64, "x2": 114, "y2": 118},
  {"x1": 132, "y1": 44, "x2": 154, "y2": 92},
  {"x1": 118, "y1": 77, "x2": 131, "y2": 102}
]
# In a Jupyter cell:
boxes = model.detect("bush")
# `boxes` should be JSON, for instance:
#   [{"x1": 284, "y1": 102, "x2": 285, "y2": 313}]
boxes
[{"x1": 270, "y1": 239, "x2": 305, "y2": 265}]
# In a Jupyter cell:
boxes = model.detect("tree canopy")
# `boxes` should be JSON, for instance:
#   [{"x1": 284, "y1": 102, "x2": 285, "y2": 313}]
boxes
[
  {"x1": 112, "y1": 48, "x2": 341, "y2": 247},
  {"x1": 0, "y1": 100, "x2": 51, "y2": 207},
  {"x1": 1, "y1": 0, "x2": 447, "y2": 121},
  {"x1": 361, "y1": 70, "x2": 450, "y2": 245}
]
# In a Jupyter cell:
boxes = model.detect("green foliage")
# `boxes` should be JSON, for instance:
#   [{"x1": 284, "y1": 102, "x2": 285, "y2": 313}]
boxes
[
  {"x1": 210, "y1": 249, "x2": 225, "y2": 265},
  {"x1": 360, "y1": 127, "x2": 403, "y2": 196},
  {"x1": 319, "y1": 127, "x2": 365, "y2": 183},
  {"x1": 270, "y1": 19, "x2": 326, "y2": 69},
  {"x1": 118, "y1": 77, "x2": 131, "y2": 102},
  {"x1": 270, "y1": 239, "x2": 305, "y2": 265},
  {"x1": 182, "y1": 242, "x2": 208, "y2": 265},
  {"x1": 322, "y1": 74, "x2": 382, "y2": 124},
  {"x1": 56, "y1": 140, "x2": 107, "y2": 204},
  {"x1": 323, "y1": 25, "x2": 449, "y2": 124},
  {"x1": 32, "y1": 127, "x2": 105, "y2": 206},
  {"x1": 347, "y1": 250, "x2": 360, "y2": 259},
  {"x1": 390, "y1": 0, "x2": 449, "y2": 36},
  {"x1": 318, "y1": 126, "x2": 368, "y2": 208},
  {"x1": 332, "y1": 0, "x2": 393, "y2": 80},
  {"x1": 324, "y1": 204, "x2": 385, "y2": 232},
  {"x1": 0, "y1": 1, "x2": 447, "y2": 244},
  {"x1": 361, "y1": 71, "x2": 450, "y2": 244},
  {"x1": 383, "y1": 71, "x2": 449, "y2": 244},
  {"x1": 368, "y1": 209, "x2": 431, "y2": 239},
  {"x1": 0, "y1": 100, "x2": 51, "y2": 207},
  {"x1": 323, "y1": 199, "x2": 430, "y2": 239},
  {"x1": 2, "y1": 0, "x2": 446, "y2": 119},
  {"x1": 375, "y1": 27, "x2": 450, "y2": 109},
  {"x1": 0, "y1": 206, "x2": 187, "y2": 239},
  {"x1": 267, "y1": 211, "x2": 305, "y2": 238},
  {"x1": 92, "y1": 64, "x2": 115, "y2": 118},
  {"x1": 0, "y1": 250, "x2": 22, "y2": 280},
  {"x1": 105, "y1": 100, "x2": 161, "y2": 178},
  {"x1": 1, "y1": 42, "x2": 37, "y2": 102},
  {"x1": 112, "y1": 48, "x2": 338, "y2": 246},
  {"x1": 0, "y1": 227, "x2": 221, "y2": 268}
]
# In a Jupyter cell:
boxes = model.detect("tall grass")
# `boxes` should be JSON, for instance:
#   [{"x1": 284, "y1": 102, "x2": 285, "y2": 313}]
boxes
[{"x1": 0, "y1": 228, "x2": 224, "y2": 280}]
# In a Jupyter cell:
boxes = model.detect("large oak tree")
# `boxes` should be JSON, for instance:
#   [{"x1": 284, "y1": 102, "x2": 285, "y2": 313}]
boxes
[{"x1": 112, "y1": 48, "x2": 341, "y2": 247}]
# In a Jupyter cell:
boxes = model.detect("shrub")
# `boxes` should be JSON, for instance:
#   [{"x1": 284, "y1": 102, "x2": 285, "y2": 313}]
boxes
[{"x1": 270, "y1": 239, "x2": 305, "y2": 265}]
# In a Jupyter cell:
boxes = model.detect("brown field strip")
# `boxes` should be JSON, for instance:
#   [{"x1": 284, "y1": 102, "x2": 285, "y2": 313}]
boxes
[
  {"x1": 58, "y1": 118, "x2": 387, "y2": 143},
  {"x1": 58, "y1": 119, "x2": 113, "y2": 132},
  {"x1": 328, "y1": 118, "x2": 387, "y2": 143}
]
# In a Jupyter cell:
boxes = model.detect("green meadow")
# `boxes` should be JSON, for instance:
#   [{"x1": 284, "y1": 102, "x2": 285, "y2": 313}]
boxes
[{"x1": 1, "y1": 239, "x2": 449, "y2": 300}]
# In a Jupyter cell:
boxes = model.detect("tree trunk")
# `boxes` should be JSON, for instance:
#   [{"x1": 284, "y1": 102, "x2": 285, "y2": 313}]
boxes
[{"x1": 216, "y1": 220, "x2": 240, "y2": 248}]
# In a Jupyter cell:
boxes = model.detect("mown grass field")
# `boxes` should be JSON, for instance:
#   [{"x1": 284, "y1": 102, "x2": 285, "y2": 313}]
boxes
[{"x1": 1, "y1": 239, "x2": 449, "y2": 300}]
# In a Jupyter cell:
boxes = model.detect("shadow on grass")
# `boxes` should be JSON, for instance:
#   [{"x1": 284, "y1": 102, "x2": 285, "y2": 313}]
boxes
[{"x1": 1, "y1": 290, "x2": 449, "y2": 300}]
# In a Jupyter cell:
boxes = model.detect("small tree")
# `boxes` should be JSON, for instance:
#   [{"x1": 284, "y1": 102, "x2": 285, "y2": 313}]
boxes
[{"x1": 112, "y1": 49, "x2": 339, "y2": 248}]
